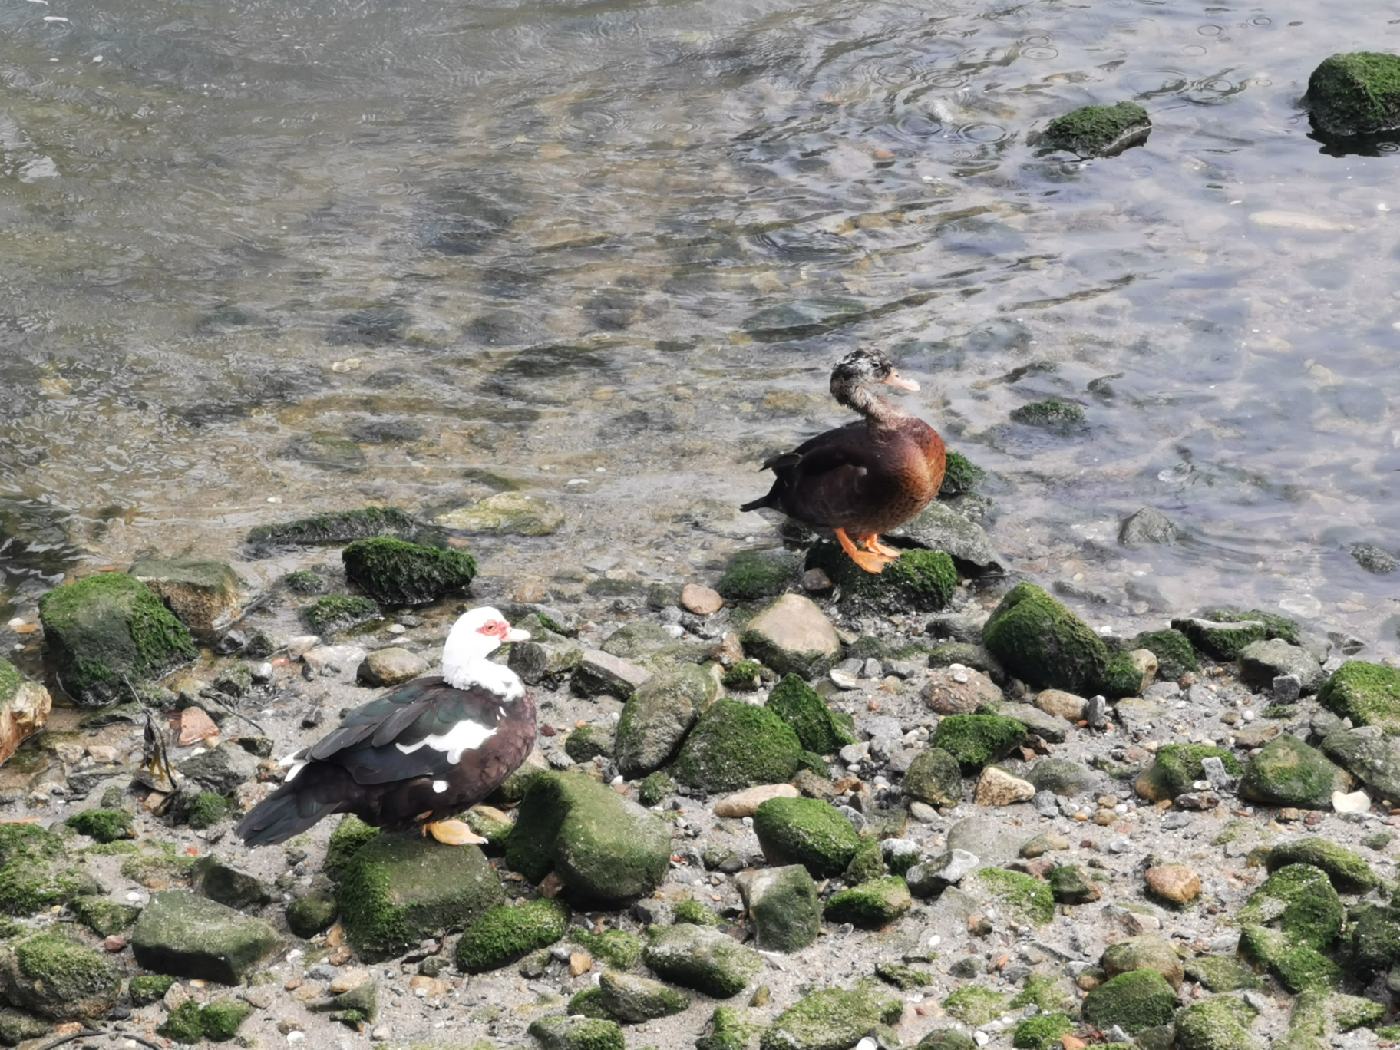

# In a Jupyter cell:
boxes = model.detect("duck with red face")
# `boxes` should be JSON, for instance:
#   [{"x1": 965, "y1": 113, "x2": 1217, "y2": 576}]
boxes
[{"x1": 236, "y1": 606, "x2": 533, "y2": 847}]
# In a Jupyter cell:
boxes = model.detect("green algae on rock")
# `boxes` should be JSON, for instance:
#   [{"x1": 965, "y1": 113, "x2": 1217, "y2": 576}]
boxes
[
  {"x1": 286, "y1": 891, "x2": 338, "y2": 939},
  {"x1": 940, "y1": 450, "x2": 985, "y2": 496},
  {"x1": 527, "y1": 1014, "x2": 626, "y2": 1050},
  {"x1": 969, "y1": 868, "x2": 1054, "y2": 926},
  {"x1": 931, "y1": 714, "x2": 1027, "y2": 772},
  {"x1": 505, "y1": 772, "x2": 670, "y2": 903},
  {"x1": 760, "y1": 980, "x2": 901, "y2": 1050},
  {"x1": 1174, "y1": 995, "x2": 1259, "y2": 1050},
  {"x1": 1238, "y1": 863, "x2": 1343, "y2": 992},
  {"x1": 1082, "y1": 969, "x2": 1178, "y2": 1034},
  {"x1": 672, "y1": 699, "x2": 805, "y2": 792},
  {"x1": 716, "y1": 549, "x2": 802, "y2": 601},
  {"x1": 564, "y1": 724, "x2": 612, "y2": 763},
  {"x1": 0, "y1": 932, "x2": 121, "y2": 1020},
  {"x1": 673, "y1": 897, "x2": 722, "y2": 927},
  {"x1": 1238, "y1": 736, "x2": 1344, "y2": 808},
  {"x1": 1012, "y1": 1012, "x2": 1073, "y2": 1050},
  {"x1": 1131, "y1": 628, "x2": 1199, "y2": 679},
  {"x1": 767, "y1": 674, "x2": 856, "y2": 754},
  {"x1": 697, "y1": 1006, "x2": 760, "y2": 1050},
  {"x1": 1318, "y1": 660, "x2": 1400, "y2": 734},
  {"x1": 129, "y1": 556, "x2": 242, "y2": 638},
  {"x1": 1040, "y1": 101, "x2": 1151, "y2": 157},
  {"x1": 1264, "y1": 837, "x2": 1377, "y2": 893},
  {"x1": 1009, "y1": 398, "x2": 1088, "y2": 430},
  {"x1": 65, "y1": 807, "x2": 135, "y2": 843},
  {"x1": 752, "y1": 797, "x2": 860, "y2": 878},
  {"x1": 943, "y1": 985, "x2": 1007, "y2": 1025},
  {"x1": 1136, "y1": 744, "x2": 1241, "y2": 802},
  {"x1": 642, "y1": 923, "x2": 761, "y2": 998},
  {"x1": 982, "y1": 583, "x2": 1109, "y2": 695},
  {"x1": 1048, "y1": 864, "x2": 1100, "y2": 905},
  {"x1": 455, "y1": 898, "x2": 569, "y2": 973},
  {"x1": 1102, "y1": 935, "x2": 1184, "y2": 988},
  {"x1": 916, "y1": 1030, "x2": 978, "y2": 1050},
  {"x1": 903, "y1": 746, "x2": 964, "y2": 806},
  {"x1": 803, "y1": 542, "x2": 957, "y2": 613},
  {"x1": 303, "y1": 594, "x2": 380, "y2": 635},
  {"x1": 739, "y1": 593, "x2": 842, "y2": 678},
  {"x1": 159, "y1": 999, "x2": 254, "y2": 1044},
  {"x1": 1349, "y1": 902, "x2": 1400, "y2": 975},
  {"x1": 1307, "y1": 52, "x2": 1400, "y2": 138},
  {"x1": 614, "y1": 663, "x2": 720, "y2": 778},
  {"x1": 0, "y1": 823, "x2": 100, "y2": 916},
  {"x1": 572, "y1": 928, "x2": 643, "y2": 971},
  {"x1": 342, "y1": 536, "x2": 476, "y2": 606},
  {"x1": 823, "y1": 876, "x2": 911, "y2": 928},
  {"x1": 738, "y1": 864, "x2": 820, "y2": 952},
  {"x1": 596, "y1": 969, "x2": 690, "y2": 1023},
  {"x1": 247, "y1": 506, "x2": 445, "y2": 550},
  {"x1": 127, "y1": 973, "x2": 176, "y2": 1005},
  {"x1": 131, "y1": 890, "x2": 283, "y2": 983},
  {"x1": 333, "y1": 832, "x2": 503, "y2": 960},
  {"x1": 1185, "y1": 955, "x2": 1260, "y2": 993},
  {"x1": 39, "y1": 572, "x2": 197, "y2": 705}
]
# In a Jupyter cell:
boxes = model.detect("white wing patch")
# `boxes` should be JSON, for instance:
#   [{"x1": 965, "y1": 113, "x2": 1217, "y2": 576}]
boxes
[
  {"x1": 432, "y1": 780, "x2": 448, "y2": 793},
  {"x1": 279, "y1": 750, "x2": 308, "y2": 783},
  {"x1": 395, "y1": 719, "x2": 497, "y2": 764}
]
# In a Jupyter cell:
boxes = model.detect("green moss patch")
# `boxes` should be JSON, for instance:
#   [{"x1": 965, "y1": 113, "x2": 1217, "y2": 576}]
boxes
[
  {"x1": 1041, "y1": 101, "x2": 1151, "y2": 157},
  {"x1": 159, "y1": 999, "x2": 254, "y2": 1043},
  {"x1": 247, "y1": 506, "x2": 444, "y2": 549},
  {"x1": 673, "y1": 699, "x2": 805, "y2": 792},
  {"x1": 753, "y1": 797, "x2": 860, "y2": 878},
  {"x1": 767, "y1": 674, "x2": 856, "y2": 754},
  {"x1": 65, "y1": 808, "x2": 135, "y2": 843},
  {"x1": 943, "y1": 986, "x2": 1008, "y2": 1025},
  {"x1": 456, "y1": 898, "x2": 569, "y2": 973},
  {"x1": 717, "y1": 550, "x2": 800, "y2": 601},
  {"x1": 982, "y1": 583, "x2": 1108, "y2": 695},
  {"x1": 932, "y1": 714, "x2": 1027, "y2": 772},
  {"x1": 0, "y1": 932, "x2": 121, "y2": 1020},
  {"x1": 823, "y1": 877, "x2": 911, "y2": 928},
  {"x1": 1238, "y1": 737, "x2": 1342, "y2": 809},
  {"x1": 303, "y1": 594, "x2": 380, "y2": 634},
  {"x1": 1265, "y1": 838, "x2": 1376, "y2": 893},
  {"x1": 1174, "y1": 995, "x2": 1258, "y2": 1050},
  {"x1": 71, "y1": 895, "x2": 140, "y2": 936},
  {"x1": 970, "y1": 868, "x2": 1054, "y2": 926},
  {"x1": 805, "y1": 543, "x2": 957, "y2": 613},
  {"x1": 0, "y1": 823, "x2": 100, "y2": 916},
  {"x1": 342, "y1": 536, "x2": 476, "y2": 606},
  {"x1": 527, "y1": 1014, "x2": 625, "y2": 1050},
  {"x1": 1307, "y1": 52, "x2": 1400, "y2": 137},
  {"x1": 1012, "y1": 1013, "x2": 1074, "y2": 1050},
  {"x1": 1318, "y1": 660, "x2": 1400, "y2": 734},
  {"x1": 760, "y1": 980, "x2": 901, "y2": 1050},
  {"x1": 572, "y1": 928, "x2": 643, "y2": 970},
  {"x1": 940, "y1": 450, "x2": 985, "y2": 496},
  {"x1": 1082, "y1": 969, "x2": 1178, "y2": 1034},
  {"x1": 128, "y1": 973, "x2": 175, "y2": 1005},
  {"x1": 1131, "y1": 628, "x2": 1198, "y2": 679}
]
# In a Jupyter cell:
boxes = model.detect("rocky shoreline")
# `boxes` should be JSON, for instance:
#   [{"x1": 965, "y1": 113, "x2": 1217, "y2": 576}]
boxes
[{"x1": 0, "y1": 480, "x2": 1398, "y2": 1050}]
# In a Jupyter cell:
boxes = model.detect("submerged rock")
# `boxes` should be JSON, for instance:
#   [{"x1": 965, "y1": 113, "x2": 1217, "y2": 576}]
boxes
[
  {"x1": 506, "y1": 772, "x2": 671, "y2": 904},
  {"x1": 1307, "y1": 52, "x2": 1400, "y2": 138},
  {"x1": 0, "y1": 659, "x2": 49, "y2": 766},
  {"x1": 614, "y1": 664, "x2": 720, "y2": 778},
  {"x1": 247, "y1": 506, "x2": 445, "y2": 551},
  {"x1": 1040, "y1": 101, "x2": 1151, "y2": 157},
  {"x1": 740, "y1": 593, "x2": 841, "y2": 678},
  {"x1": 1009, "y1": 398, "x2": 1087, "y2": 431},
  {"x1": 672, "y1": 699, "x2": 805, "y2": 792},
  {"x1": 131, "y1": 891, "x2": 282, "y2": 983},
  {"x1": 39, "y1": 572, "x2": 197, "y2": 706},
  {"x1": 435, "y1": 492, "x2": 564, "y2": 537},
  {"x1": 1118, "y1": 507, "x2": 1182, "y2": 547},
  {"x1": 341, "y1": 537, "x2": 476, "y2": 606},
  {"x1": 129, "y1": 556, "x2": 242, "y2": 639}
]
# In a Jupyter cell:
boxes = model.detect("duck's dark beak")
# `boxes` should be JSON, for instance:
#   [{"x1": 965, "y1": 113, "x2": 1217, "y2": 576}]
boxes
[{"x1": 883, "y1": 371, "x2": 920, "y2": 392}]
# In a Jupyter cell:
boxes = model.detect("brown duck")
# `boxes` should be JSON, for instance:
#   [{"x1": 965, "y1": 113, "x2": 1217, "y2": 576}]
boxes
[{"x1": 741, "y1": 348, "x2": 946, "y2": 573}]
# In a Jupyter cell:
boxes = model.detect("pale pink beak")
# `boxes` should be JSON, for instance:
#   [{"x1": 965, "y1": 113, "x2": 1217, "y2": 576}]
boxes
[
  {"x1": 505, "y1": 625, "x2": 531, "y2": 643},
  {"x1": 883, "y1": 371, "x2": 920, "y2": 393}
]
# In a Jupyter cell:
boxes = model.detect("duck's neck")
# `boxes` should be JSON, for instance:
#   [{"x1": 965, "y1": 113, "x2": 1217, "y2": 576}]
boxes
[
  {"x1": 837, "y1": 381, "x2": 904, "y2": 428},
  {"x1": 443, "y1": 654, "x2": 525, "y2": 701}
]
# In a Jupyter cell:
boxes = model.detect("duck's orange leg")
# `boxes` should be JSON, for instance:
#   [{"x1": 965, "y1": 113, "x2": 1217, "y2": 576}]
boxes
[
  {"x1": 858, "y1": 534, "x2": 903, "y2": 559},
  {"x1": 422, "y1": 819, "x2": 487, "y2": 846},
  {"x1": 835, "y1": 528, "x2": 893, "y2": 574}
]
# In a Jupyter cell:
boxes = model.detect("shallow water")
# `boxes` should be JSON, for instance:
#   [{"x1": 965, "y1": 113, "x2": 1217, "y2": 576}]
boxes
[{"x1": 1, "y1": 0, "x2": 1398, "y2": 650}]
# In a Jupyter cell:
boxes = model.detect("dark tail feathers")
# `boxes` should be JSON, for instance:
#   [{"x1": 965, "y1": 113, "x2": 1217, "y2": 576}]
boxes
[
  {"x1": 235, "y1": 788, "x2": 340, "y2": 847},
  {"x1": 739, "y1": 494, "x2": 774, "y2": 513}
]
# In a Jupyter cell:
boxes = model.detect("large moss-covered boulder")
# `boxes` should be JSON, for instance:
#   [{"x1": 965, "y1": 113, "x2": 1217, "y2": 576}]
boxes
[
  {"x1": 767, "y1": 674, "x2": 856, "y2": 754},
  {"x1": 1040, "y1": 101, "x2": 1151, "y2": 157},
  {"x1": 1135, "y1": 744, "x2": 1241, "y2": 802},
  {"x1": 1319, "y1": 661, "x2": 1400, "y2": 734},
  {"x1": 39, "y1": 572, "x2": 197, "y2": 705},
  {"x1": 131, "y1": 891, "x2": 282, "y2": 983},
  {"x1": 341, "y1": 537, "x2": 476, "y2": 606},
  {"x1": 614, "y1": 664, "x2": 721, "y2": 778},
  {"x1": 738, "y1": 865, "x2": 821, "y2": 952},
  {"x1": 506, "y1": 772, "x2": 671, "y2": 904},
  {"x1": 129, "y1": 556, "x2": 242, "y2": 639},
  {"x1": 332, "y1": 831, "x2": 503, "y2": 960},
  {"x1": 0, "y1": 659, "x2": 49, "y2": 767},
  {"x1": 643, "y1": 924, "x2": 761, "y2": 998},
  {"x1": 455, "y1": 898, "x2": 569, "y2": 973},
  {"x1": 0, "y1": 823, "x2": 100, "y2": 916},
  {"x1": 1307, "y1": 52, "x2": 1400, "y2": 138},
  {"x1": 1082, "y1": 969, "x2": 1177, "y2": 1034},
  {"x1": 1174, "y1": 995, "x2": 1260, "y2": 1050},
  {"x1": 0, "y1": 933, "x2": 121, "y2": 1020},
  {"x1": 1238, "y1": 737, "x2": 1345, "y2": 809},
  {"x1": 804, "y1": 542, "x2": 957, "y2": 613},
  {"x1": 739, "y1": 594, "x2": 841, "y2": 678},
  {"x1": 760, "y1": 980, "x2": 902, "y2": 1050},
  {"x1": 673, "y1": 699, "x2": 805, "y2": 792},
  {"x1": 1265, "y1": 838, "x2": 1377, "y2": 893},
  {"x1": 931, "y1": 714, "x2": 1027, "y2": 772},
  {"x1": 247, "y1": 506, "x2": 445, "y2": 550},
  {"x1": 1238, "y1": 864, "x2": 1343, "y2": 992},
  {"x1": 982, "y1": 583, "x2": 1109, "y2": 695},
  {"x1": 753, "y1": 797, "x2": 861, "y2": 878}
]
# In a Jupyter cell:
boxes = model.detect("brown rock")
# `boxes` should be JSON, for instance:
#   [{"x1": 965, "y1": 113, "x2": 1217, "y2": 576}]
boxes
[
  {"x1": 0, "y1": 675, "x2": 50, "y2": 767},
  {"x1": 357, "y1": 647, "x2": 428, "y2": 687},
  {"x1": 739, "y1": 594, "x2": 841, "y2": 677},
  {"x1": 922, "y1": 665, "x2": 1003, "y2": 715},
  {"x1": 1035, "y1": 688, "x2": 1086, "y2": 721},
  {"x1": 974, "y1": 767, "x2": 1035, "y2": 806},
  {"x1": 714, "y1": 784, "x2": 800, "y2": 818},
  {"x1": 174, "y1": 707, "x2": 220, "y2": 747},
  {"x1": 569, "y1": 952, "x2": 593, "y2": 977},
  {"x1": 681, "y1": 584, "x2": 724, "y2": 616},
  {"x1": 1144, "y1": 864, "x2": 1201, "y2": 905}
]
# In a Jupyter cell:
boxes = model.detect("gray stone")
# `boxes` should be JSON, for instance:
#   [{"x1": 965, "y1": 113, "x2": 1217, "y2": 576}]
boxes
[
  {"x1": 1322, "y1": 726, "x2": 1400, "y2": 801},
  {"x1": 947, "y1": 816, "x2": 1023, "y2": 865},
  {"x1": 922, "y1": 666, "x2": 1003, "y2": 715},
  {"x1": 896, "y1": 502, "x2": 1002, "y2": 575},
  {"x1": 132, "y1": 891, "x2": 283, "y2": 983},
  {"x1": 177, "y1": 745, "x2": 260, "y2": 794},
  {"x1": 1274, "y1": 675, "x2": 1303, "y2": 703},
  {"x1": 737, "y1": 864, "x2": 821, "y2": 952},
  {"x1": 642, "y1": 924, "x2": 761, "y2": 998},
  {"x1": 1118, "y1": 508, "x2": 1182, "y2": 547},
  {"x1": 739, "y1": 594, "x2": 841, "y2": 678},
  {"x1": 1239, "y1": 639, "x2": 1323, "y2": 694},
  {"x1": 1027, "y1": 757, "x2": 1097, "y2": 797},
  {"x1": 998, "y1": 702, "x2": 1067, "y2": 743},
  {"x1": 357, "y1": 646, "x2": 428, "y2": 687},
  {"x1": 906, "y1": 849, "x2": 979, "y2": 898},
  {"x1": 129, "y1": 557, "x2": 243, "y2": 640},
  {"x1": 573, "y1": 650, "x2": 652, "y2": 699},
  {"x1": 614, "y1": 664, "x2": 720, "y2": 778}
]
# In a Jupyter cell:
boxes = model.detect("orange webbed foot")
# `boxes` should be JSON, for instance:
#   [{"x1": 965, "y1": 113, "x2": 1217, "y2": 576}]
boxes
[
  {"x1": 836, "y1": 528, "x2": 895, "y2": 574},
  {"x1": 422, "y1": 819, "x2": 487, "y2": 846},
  {"x1": 859, "y1": 534, "x2": 903, "y2": 559}
]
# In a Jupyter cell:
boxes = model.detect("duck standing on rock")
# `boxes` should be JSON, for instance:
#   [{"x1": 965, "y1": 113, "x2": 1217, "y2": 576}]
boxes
[
  {"x1": 236, "y1": 607, "x2": 533, "y2": 847},
  {"x1": 741, "y1": 348, "x2": 946, "y2": 573}
]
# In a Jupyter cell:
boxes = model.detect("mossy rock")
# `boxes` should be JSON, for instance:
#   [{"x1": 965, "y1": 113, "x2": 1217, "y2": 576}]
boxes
[
  {"x1": 333, "y1": 832, "x2": 504, "y2": 960},
  {"x1": 698, "y1": 1006, "x2": 760, "y2": 1050},
  {"x1": 752, "y1": 797, "x2": 860, "y2": 878},
  {"x1": 505, "y1": 772, "x2": 671, "y2": 904},
  {"x1": 767, "y1": 674, "x2": 856, "y2": 754},
  {"x1": 717, "y1": 550, "x2": 801, "y2": 601},
  {"x1": 286, "y1": 891, "x2": 338, "y2": 939},
  {"x1": 342, "y1": 537, "x2": 476, "y2": 606},
  {"x1": 39, "y1": 572, "x2": 197, "y2": 705},
  {"x1": 528, "y1": 1014, "x2": 625, "y2": 1050},
  {"x1": 672, "y1": 699, "x2": 805, "y2": 793},
  {"x1": 572, "y1": 928, "x2": 643, "y2": 971},
  {"x1": 128, "y1": 973, "x2": 176, "y2": 1005},
  {"x1": 842, "y1": 838, "x2": 886, "y2": 885},
  {"x1": 673, "y1": 898, "x2": 721, "y2": 927},
  {"x1": 1318, "y1": 660, "x2": 1400, "y2": 734},
  {"x1": 596, "y1": 969, "x2": 690, "y2": 1023},
  {"x1": 65, "y1": 807, "x2": 135, "y2": 843},
  {"x1": 740, "y1": 864, "x2": 820, "y2": 953},
  {"x1": 1307, "y1": 52, "x2": 1400, "y2": 138},
  {"x1": 916, "y1": 1031, "x2": 977, "y2": 1050},
  {"x1": 131, "y1": 890, "x2": 283, "y2": 983},
  {"x1": 1184, "y1": 955, "x2": 1260, "y2": 993},
  {"x1": 1241, "y1": 864, "x2": 1342, "y2": 950},
  {"x1": 1102, "y1": 935, "x2": 1183, "y2": 988},
  {"x1": 1131, "y1": 629, "x2": 1198, "y2": 679},
  {"x1": 324, "y1": 814, "x2": 381, "y2": 882},
  {"x1": 0, "y1": 824, "x2": 100, "y2": 916},
  {"x1": 159, "y1": 999, "x2": 254, "y2": 1043},
  {"x1": 982, "y1": 583, "x2": 1109, "y2": 696},
  {"x1": 1082, "y1": 969, "x2": 1177, "y2": 1034},
  {"x1": 564, "y1": 724, "x2": 613, "y2": 763},
  {"x1": 642, "y1": 923, "x2": 761, "y2": 998},
  {"x1": 1238, "y1": 737, "x2": 1344, "y2": 809},
  {"x1": 1265, "y1": 838, "x2": 1376, "y2": 893},
  {"x1": 759, "y1": 980, "x2": 901, "y2": 1050},
  {"x1": 0, "y1": 932, "x2": 121, "y2": 1020},
  {"x1": 456, "y1": 898, "x2": 569, "y2": 973},
  {"x1": 615, "y1": 663, "x2": 721, "y2": 779},
  {"x1": 943, "y1": 985, "x2": 1008, "y2": 1025},
  {"x1": 71, "y1": 895, "x2": 140, "y2": 936},
  {"x1": 183, "y1": 791, "x2": 230, "y2": 830},
  {"x1": 804, "y1": 542, "x2": 957, "y2": 613},
  {"x1": 940, "y1": 450, "x2": 984, "y2": 497},
  {"x1": 1010, "y1": 398, "x2": 1088, "y2": 430},
  {"x1": 823, "y1": 877, "x2": 911, "y2": 928},
  {"x1": 129, "y1": 556, "x2": 242, "y2": 639},
  {"x1": 283, "y1": 569, "x2": 327, "y2": 594},
  {"x1": 1239, "y1": 924, "x2": 1339, "y2": 993},
  {"x1": 1174, "y1": 995, "x2": 1259, "y2": 1050},
  {"x1": 1041, "y1": 101, "x2": 1151, "y2": 157},
  {"x1": 931, "y1": 714, "x2": 1027, "y2": 772},
  {"x1": 1135, "y1": 744, "x2": 1241, "y2": 802},
  {"x1": 903, "y1": 746, "x2": 963, "y2": 806},
  {"x1": 1012, "y1": 1013, "x2": 1073, "y2": 1050},
  {"x1": 1350, "y1": 902, "x2": 1400, "y2": 975},
  {"x1": 303, "y1": 594, "x2": 380, "y2": 635},
  {"x1": 247, "y1": 506, "x2": 445, "y2": 550},
  {"x1": 722, "y1": 660, "x2": 765, "y2": 692},
  {"x1": 637, "y1": 771, "x2": 675, "y2": 807},
  {"x1": 969, "y1": 868, "x2": 1054, "y2": 926}
]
